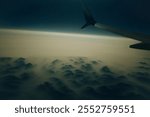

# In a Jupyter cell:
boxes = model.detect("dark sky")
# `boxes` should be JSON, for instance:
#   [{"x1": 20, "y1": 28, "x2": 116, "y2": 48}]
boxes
[{"x1": 0, "y1": 0, "x2": 150, "y2": 35}]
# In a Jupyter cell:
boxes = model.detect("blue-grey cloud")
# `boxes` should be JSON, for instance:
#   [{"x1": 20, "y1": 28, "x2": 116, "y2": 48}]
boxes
[
  {"x1": 0, "y1": 57, "x2": 35, "y2": 99},
  {"x1": 0, "y1": 57, "x2": 150, "y2": 100}
]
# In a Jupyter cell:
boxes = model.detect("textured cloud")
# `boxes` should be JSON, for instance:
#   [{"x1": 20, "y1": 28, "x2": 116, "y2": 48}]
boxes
[
  {"x1": 0, "y1": 57, "x2": 150, "y2": 99},
  {"x1": 0, "y1": 57, "x2": 35, "y2": 99},
  {"x1": 138, "y1": 61, "x2": 150, "y2": 70},
  {"x1": 36, "y1": 80, "x2": 75, "y2": 100}
]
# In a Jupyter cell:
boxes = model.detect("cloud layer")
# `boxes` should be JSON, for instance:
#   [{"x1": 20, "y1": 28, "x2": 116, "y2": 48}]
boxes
[{"x1": 0, "y1": 57, "x2": 149, "y2": 100}]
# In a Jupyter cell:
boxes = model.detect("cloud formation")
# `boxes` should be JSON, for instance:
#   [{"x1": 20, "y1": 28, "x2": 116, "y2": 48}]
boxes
[{"x1": 0, "y1": 57, "x2": 149, "y2": 99}]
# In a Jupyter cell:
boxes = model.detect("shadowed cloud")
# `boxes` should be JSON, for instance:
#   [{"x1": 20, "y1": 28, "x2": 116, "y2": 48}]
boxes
[{"x1": 0, "y1": 57, "x2": 149, "y2": 99}]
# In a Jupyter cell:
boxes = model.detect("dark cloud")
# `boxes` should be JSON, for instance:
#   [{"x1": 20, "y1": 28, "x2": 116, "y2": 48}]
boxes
[
  {"x1": 130, "y1": 71, "x2": 150, "y2": 84},
  {"x1": 91, "y1": 60, "x2": 99, "y2": 65},
  {"x1": 37, "y1": 82, "x2": 64, "y2": 100},
  {"x1": 138, "y1": 66, "x2": 150, "y2": 70},
  {"x1": 20, "y1": 72, "x2": 34, "y2": 80},
  {"x1": 25, "y1": 63, "x2": 33, "y2": 69},
  {"x1": 95, "y1": 82, "x2": 140, "y2": 100},
  {"x1": 51, "y1": 59, "x2": 61, "y2": 65},
  {"x1": 98, "y1": 74, "x2": 117, "y2": 84},
  {"x1": 130, "y1": 71, "x2": 149, "y2": 77},
  {"x1": 1, "y1": 75, "x2": 21, "y2": 89},
  {"x1": 64, "y1": 70, "x2": 74, "y2": 77},
  {"x1": 48, "y1": 69, "x2": 55, "y2": 74},
  {"x1": 78, "y1": 81, "x2": 147, "y2": 100},
  {"x1": 0, "y1": 57, "x2": 35, "y2": 99},
  {"x1": 0, "y1": 57, "x2": 12, "y2": 62},
  {"x1": 81, "y1": 63, "x2": 93, "y2": 71},
  {"x1": 36, "y1": 80, "x2": 75, "y2": 100},
  {"x1": 61, "y1": 64, "x2": 74, "y2": 70},
  {"x1": 74, "y1": 61, "x2": 80, "y2": 65},
  {"x1": 50, "y1": 78, "x2": 74, "y2": 97},
  {"x1": 101, "y1": 66, "x2": 112, "y2": 73},
  {"x1": 0, "y1": 57, "x2": 150, "y2": 99},
  {"x1": 46, "y1": 57, "x2": 150, "y2": 99},
  {"x1": 138, "y1": 61, "x2": 150, "y2": 70},
  {"x1": 81, "y1": 86, "x2": 98, "y2": 100},
  {"x1": 139, "y1": 61, "x2": 148, "y2": 65},
  {"x1": 0, "y1": 75, "x2": 21, "y2": 99}
]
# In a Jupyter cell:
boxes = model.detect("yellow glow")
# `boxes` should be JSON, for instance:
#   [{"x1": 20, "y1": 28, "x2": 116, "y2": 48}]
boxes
[
  {"x1": 0, "y1": 28, "x2": 149, "y2": 70},
  {"x1": 0, "y1": 28, "x2": 131, "y2": 40}
]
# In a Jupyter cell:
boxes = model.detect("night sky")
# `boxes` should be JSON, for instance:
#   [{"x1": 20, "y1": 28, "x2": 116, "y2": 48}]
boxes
[{"x1": 0, "y1": 0, "x2": 150, "y2": 35}]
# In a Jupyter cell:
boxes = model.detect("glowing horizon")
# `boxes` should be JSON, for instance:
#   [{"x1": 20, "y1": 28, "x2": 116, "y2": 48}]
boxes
[{"x1": 0, "y1": 28, "x2": 130, "y2": 40}]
